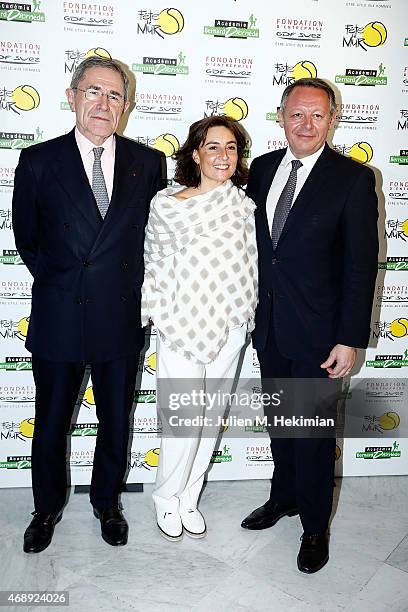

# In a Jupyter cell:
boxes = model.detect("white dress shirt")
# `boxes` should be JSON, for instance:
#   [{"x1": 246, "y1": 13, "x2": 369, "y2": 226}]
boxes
[
  {"x1": 74, "y1": 128, "x2": 115, "y2": 200},
  {"x1": 266, "y1": 144, "x2": 325, "y2": 230}
]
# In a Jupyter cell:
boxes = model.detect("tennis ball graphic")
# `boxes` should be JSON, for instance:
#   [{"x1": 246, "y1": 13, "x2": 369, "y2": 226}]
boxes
[
  {"x1": 379, "y1": 411, "x2": 400, "y2": 430},
  {"x1": 144, "y1": 351, "x2": 157, "y2": 374},
  {"x1": 153, "y1": 134, "x2": 179, "y2": 157},
  {"x1": 335, "y1": 445, "x2": 341, "y2": 461},
  {"x1": 389, "y1": 318, "x2": 408, "y2": 338},
  {"x1": 157, "y1": 8, "x2": 184, "y2": 35},
  {"x1": 17, "y1": 316, "x2": 29, "y2": 338},
  {"x1": 83, "y1": 386, "x2": 95, "y2": 406},
  {"x1": 19, "y1": 418, "x2": 35, "y2": 438},
  {"x1": 144, "y1": 447, "x2": 160, "y2": 467},
  {"x1": 86, "y1": 48, "x2": 111, "y2": 59},
  {"x1": 401, "y1": 219, "x2": 408, "y2": 238},
  {"x1": 224, "y1": 97, "x2": 248, "y2": 121},
  {"x1": 349, "y1": 142, "x2": 373, "y2": 164},
  {"x1": 362, "y1": 22, "x2": 387, "y2": 47},
  {"x1": 292, "y1": 61, "x2": 317, "y2": 80},
  {"x1": 12, "y1": 85, "x2": 40, "y2": 111}
]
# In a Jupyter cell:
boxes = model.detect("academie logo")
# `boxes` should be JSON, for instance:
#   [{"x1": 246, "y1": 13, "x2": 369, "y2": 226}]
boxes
[
  {"x1": 343, "y1": 21, "x2": 387, "y2": 51},
  {"x1": 0, "y1": 1, "x2": 45, "y2": 23},
  {"x1": 132, "y1": 51, "x2": 189, "y2": 77},
  {"x1": 203, "y1": 14, "x2": 259, "y2": 39}
]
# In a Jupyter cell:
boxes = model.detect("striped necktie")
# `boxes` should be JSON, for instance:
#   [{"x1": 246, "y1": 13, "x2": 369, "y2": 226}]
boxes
[
  {"x1": 271, "y1": 159, "x2": 303, "y2": 249},
  {"x1": 92, "y1": 147, "x2": 110, "y2": 219}
]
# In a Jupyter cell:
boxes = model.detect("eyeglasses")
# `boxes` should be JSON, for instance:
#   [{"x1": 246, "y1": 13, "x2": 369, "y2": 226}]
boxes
[{"x1": 72, "y1": 86, "x2": 124, "y2": 106}]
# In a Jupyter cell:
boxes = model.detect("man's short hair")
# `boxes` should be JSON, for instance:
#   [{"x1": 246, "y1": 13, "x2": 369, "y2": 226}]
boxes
[
  {"x1": 69, "y1": 57, "x2": 129, "y2": 102},
  {"x1": 280, "y1": 78, "x2": 336, "y2": 115}
]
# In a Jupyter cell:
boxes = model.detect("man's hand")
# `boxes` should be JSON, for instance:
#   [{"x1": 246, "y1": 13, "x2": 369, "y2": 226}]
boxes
[{"x1": 320, "y1": 344, "x2": 357, "y2": 379}]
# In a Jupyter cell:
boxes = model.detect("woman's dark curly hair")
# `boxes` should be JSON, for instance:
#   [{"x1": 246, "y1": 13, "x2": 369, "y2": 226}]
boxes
[{"x1": 173, "y1": 115, "x2": 249, "y2": 188}]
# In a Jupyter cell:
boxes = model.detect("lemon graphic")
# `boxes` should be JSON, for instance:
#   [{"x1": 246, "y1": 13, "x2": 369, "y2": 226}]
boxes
[
  {"x1": 292, "y1": 61, "x2": 317, "y2": 80},
  {"x1": 379, "y1": 411, "x2": 400, "y2": 430},
  {"x1": 153, "y1": 134, "x2": 179, "y2": 157},
  {"x1": 83, "y1": 386, "x2": 95, "y2": 406},
  {"x1": 224, "y1": 97, "x2": 248, "y2": 121},
  {"x1": 401, "y1": 219, "x2": 408, "y2": 238},
  {"x1": 362, "y1": 22, "x2": 387, "y2": 47},
  {"x1": 17, "y1": 316, "x2": 29, "y2": 338},
  {"x1": 19, "y1": 417, "x2": 35, "y2": 438},
  {"x1": 349, "y1": 142, "x2": 373, "y2": 164},
  {"x1": 86, "y1": 48, "x2": 111, "y2": 59},
  {"x1": 335, "y1": 445, "x2": 341, "y2": 461},
  {"x1": 389, "y1": 318, "x2": 408, "y2": 338},
  {"x1": 157, "y1": 8, "x2": 184, "y2": 35},
  {"x1": 12, "y1": 85, "x2": 40, "y2": 111},
  {"x1": 144, "y1": 448, "x2": 160, "y2": 467}
]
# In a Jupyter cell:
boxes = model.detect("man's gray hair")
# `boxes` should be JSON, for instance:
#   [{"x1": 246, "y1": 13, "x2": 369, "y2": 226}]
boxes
[
  {"x1": 280, "y1": 78, "x2": 337, "y2": 115},
  {"x1": 69, "y1": 57, "x2": 129, "y2": 102}
]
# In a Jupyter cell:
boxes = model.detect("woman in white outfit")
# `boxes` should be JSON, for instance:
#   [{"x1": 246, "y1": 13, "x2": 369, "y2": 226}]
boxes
[{"x1": 142, "y1": 116, "x2": 257, "y2": 541}]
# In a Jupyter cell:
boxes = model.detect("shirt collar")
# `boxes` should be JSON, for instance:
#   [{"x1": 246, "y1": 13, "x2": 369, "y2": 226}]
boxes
[
  {"x1": 282, "y1": 143, "x2": 325, "y2": 171},
  {"x1": 74, "y1": 127, "x2": 115, "y2": 157}
]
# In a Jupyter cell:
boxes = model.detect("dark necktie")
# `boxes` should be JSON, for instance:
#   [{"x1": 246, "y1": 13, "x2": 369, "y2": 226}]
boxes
[
  {"x1": 271, "y1": 159, "x2": 303, "y2": 249},
  {"x1": 92, "y1": 147, "x2": 110, "y2": 219}
]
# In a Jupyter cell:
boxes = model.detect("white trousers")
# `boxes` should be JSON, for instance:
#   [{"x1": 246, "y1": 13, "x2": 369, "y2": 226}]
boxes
[{"x1": 153, "y1": 326, "x2": 247, "y2": 513}]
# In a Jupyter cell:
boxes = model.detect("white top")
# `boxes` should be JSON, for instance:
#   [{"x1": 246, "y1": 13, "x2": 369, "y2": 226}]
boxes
[
  {"x1": 74, "y1": 127, "x2": 115, "y2": 200},
  {"x1": 142, "y1": 180, "x2": 258, "y2": 364},
  {"x1": 266, "y1": 144, "x2": 325, "y2": 230}
]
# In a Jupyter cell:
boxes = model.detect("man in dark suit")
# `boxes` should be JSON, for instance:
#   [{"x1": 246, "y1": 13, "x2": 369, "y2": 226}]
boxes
[
  {"x1": 241, "y1": 78, "x2": 378, "y2": 573},
  {"x1": 12, "y1": 57, "x2": 162, "y2": 553}
]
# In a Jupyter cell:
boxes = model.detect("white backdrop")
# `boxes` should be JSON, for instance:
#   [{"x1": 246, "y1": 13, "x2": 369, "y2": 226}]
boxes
[{"x1": 0, "y1": 0, "x2": 407, "y2": 487}]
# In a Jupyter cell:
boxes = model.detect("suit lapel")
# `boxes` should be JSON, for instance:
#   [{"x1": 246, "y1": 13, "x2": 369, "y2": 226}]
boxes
[
  {"x1": 89, "y1": 135, "x2": 144, "y2": 255},
  {"x1": 277, "y1": 144, "x2": 335, "y2": 247}
]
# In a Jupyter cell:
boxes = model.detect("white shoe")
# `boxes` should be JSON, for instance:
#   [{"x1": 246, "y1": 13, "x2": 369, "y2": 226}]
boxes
[
  {"x1": 156, "y1": 511, "x2": 183, "y2": 542},
  {"x1": 180, "y1": 508, "x2": 206, "y2": 538}
]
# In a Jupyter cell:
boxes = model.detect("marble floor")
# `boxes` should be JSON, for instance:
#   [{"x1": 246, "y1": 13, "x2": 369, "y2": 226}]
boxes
[{"x1": 0, "y1": 477, "x2": 408, "y2": 612}]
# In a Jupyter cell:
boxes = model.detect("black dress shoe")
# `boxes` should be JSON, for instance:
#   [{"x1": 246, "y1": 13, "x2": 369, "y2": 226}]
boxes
[
  {"x1": 93, "y1": 506, "x2": 128, "y2": 546},
  {"x1": 241, "y1": 502, "x2": 299, "y2": 530},
  {"x1": 23, "y1": 511, "x2": 63, "y2": 554},
  {"x1": 297, "y1": 532, "x2": 329, "y2": 573}
]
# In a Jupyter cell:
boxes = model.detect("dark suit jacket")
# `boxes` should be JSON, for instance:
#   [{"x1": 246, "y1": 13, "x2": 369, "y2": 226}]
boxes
[
  {"x1": 12, "y1": 129, "x2": 162, "y2": 363},
  {"x1": 247, "y1": 144, "x2": 378, "y2": 362}
]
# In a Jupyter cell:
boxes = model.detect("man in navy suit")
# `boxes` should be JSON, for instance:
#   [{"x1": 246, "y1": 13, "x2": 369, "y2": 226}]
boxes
[
  {"x1": 12, "y1": 57, "x2": 162, "y2": 553},
  {"x1": 241, "y1": 79, "x2": 378, "y2": 572}
]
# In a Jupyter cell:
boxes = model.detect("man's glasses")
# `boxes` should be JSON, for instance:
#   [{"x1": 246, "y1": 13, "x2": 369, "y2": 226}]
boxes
[{"x1": 72, "y1": 86, "x2": 124, "y2": 106}]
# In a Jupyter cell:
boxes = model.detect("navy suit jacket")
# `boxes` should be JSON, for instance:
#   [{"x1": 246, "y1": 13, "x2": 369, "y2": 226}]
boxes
[
  {"x1": 12, "y1": 129, "x2": 162, "y2": 363},
  {"x1": 247, "y1": 144, "x2": 379, "y2": 362}
]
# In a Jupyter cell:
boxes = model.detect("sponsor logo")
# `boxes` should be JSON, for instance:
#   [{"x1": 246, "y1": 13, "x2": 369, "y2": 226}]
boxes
[
  {"x1": 372, "y1": 318, "x2": 408, "y2": 341},
  {"x1": 0, "y1": 418, "x2": 34, "y2": 440},
  {"x1": 385, "y1": 219, "x2": 408, "y2": 242},
  {"x1": 343, "y1": 21, "x2": 387, "y2": 51},
  {"x1": 336, "y1": 103, "x2": 379, "y2": 129},
  {"x1": 366, "y1": 354, "x2": 408, "y2": 368},
  {"x1": 0, "y1": 208, "x2": 11, "y2": 230},
  {"x1": 135, "y1": 389, "x2": 156, "y2": 403},
  {"x1": 204, "y1": 14, "x2": 259, "y2": 39},
  {"x1": 398, "y1": 110, "x2": 408, "y2": 131},
  {"x1": 136, "y1": 8, "x2": 184, "y2": 38},
  {"x1": 0, "y1": 127, "x2": 43, "y2": 149},
  {"x1": 0, "y1": 280, "x2": 32, "y2": 303},
  {"x1": 143, "y1": 351, "x2": 157, "y2": 375},
  {"x1": 131, "y1": 417, "x2": 161, "y2": 435},
  {"x1": 365, "y1": 379, "x2": 406, "y2": 398},
  {"x1": 274, "y1": 17, "x2": 323, "y2": 45},
  {"x1": 402, "y1": 66, "x2": 408, "y2": 93},
  {"x1": 70, "y1": 423, "x2": 98, "y2": 436},
  {"x1": 362, "y1": 411, "x2": 401, "y2": 433},
  {"x1": 0, "y1": 316, "x2": 29, "y2": 341},
  {"x1": 333, "y1": 141, "x2": 373, "y2": 164},
  {"x1": 335, "y1": 445, "x2": 341, "y2": 461},
  {"x1": 128, "y1": 448, "x2": 159, "y2": 470},
  {"x1": 246, "y1": 445, "x2": 273, "y2": 463},
  {"x1": 335, "y1": 63, "x2": 387, "y2": 86},
  {"x1": 375, "y1": 284, "x2": 408, "y2": 307},
  {"x1": 0, "y1": 356, "x2": 32, "y2": 371},
  {"x1": 356, "y1": 441, "x2": 401, "y2": 459},
  {"x1": 378, "y1": 257, "x2": 408, "y2": 271},
  {"x1": 69, "y1": 449, "x2": 94, "y2": 467},
  {"x1": 0, "y1": 40, "x2": 40, "y2": 68},
  {"x1": 0, "y1": 249, "x2": 24, "y2": 264},
  {"x1": 204, "y1": 97, "x2": 248, "y2": 122},
  {"x1": 134, "y1": 93, "x2": 183, "y2": 120},
  {"x1": 0, "y1": 167, "x2": 14, "y2": 190},
  {"x1": 0, "y1": 1, "x2": 45, "y2": 23},
  {"x1": 63, "y1": 2, "x2": 114, "y2": 31},
  {"x1": 271, "y1": 60, "x2": 317, "y2": 86},
  {"x1": 0, "y1": 384, "x2": 35, "y2": 403},
  {"x1": 387, "y1": 180, "x2": 408, "y2": 204},
  {"x1": 0, "y1": 455, "x2": 31, "y2": 469},
  {"x1": 267, "y1": 139, "x2": 288, "y2": 151},
  {"x1": 211, "y1": 444, "x2": 233, "y2": 463},
  {"x1": 204, "y1": 56, "x2": 253, "y2": 85},
  {"x1": 132, "y1": 52, "x2": 189, "y2": 77},
  {"x1": 390, "y1": 150, "x2": 408, "y2": 165},
  {"x1": 0, "y1": 84, "x2": 40, "y2": 114}
]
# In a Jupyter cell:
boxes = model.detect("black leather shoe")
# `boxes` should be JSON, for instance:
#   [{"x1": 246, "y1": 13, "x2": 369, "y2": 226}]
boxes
[
  {"x1": 93, "y1": 506, "x2": 128, "y2": 546},
  {"x1": 297, "y1": 532, "x2": 329, "y2": 573},
  {"x1": 241, "y1": 502, "x2": 299, "y2": 530},
  {"x1": 23, "y1": 511, "x2": 63, "y2": 554}
]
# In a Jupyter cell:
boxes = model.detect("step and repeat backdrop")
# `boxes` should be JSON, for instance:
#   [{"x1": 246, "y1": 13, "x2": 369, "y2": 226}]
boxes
[{"x1": 0, "y1": 0, "x2": 407, "y2": 487}]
